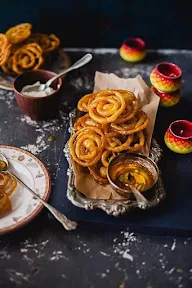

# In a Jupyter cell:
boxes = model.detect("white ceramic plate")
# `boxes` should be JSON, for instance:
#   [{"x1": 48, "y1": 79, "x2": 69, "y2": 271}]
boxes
[
  {"x1": 0, "y1": 48, "x2": 70, "y2": 91},
  {"x1": 0, "y1": 145, "x2": 51, "y2": 235}
]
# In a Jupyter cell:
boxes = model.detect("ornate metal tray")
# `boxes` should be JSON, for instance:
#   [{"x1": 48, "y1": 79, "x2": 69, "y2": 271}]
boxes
[{"x1": 64, "y1": 109, "x2": 166, "y2": 216}]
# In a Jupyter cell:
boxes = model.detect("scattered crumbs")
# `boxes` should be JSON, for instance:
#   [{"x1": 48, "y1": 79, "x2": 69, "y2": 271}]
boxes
[
  {"x1": 113, "y1": 230, "x2": 137, "y2": 261},
  {"x1": 177, "y1": 269, "x2": 183, "y2": 273},
  {"x1": 0, "y1": 247, "x2": 11, "y2": 260},
  {"x1": 164, "y1": 244, "x2": 168, "y2": 248},
  {"x1": 19, "y1": 110, "x2": 68, "y2": 155},
  {"x1": 100, "y1": 273, "x2": 107, "y2": 279},
  {"x1": 171, "y1": 239, "x2": 176, "y2": 251},
  {"x1": 113, "y1": 238, "x2": 117, "y2": 242},
  {"x1": 100, "y1": 251, "x2": 110, "y2": 257},
  {"x1": 166, "y1": 267, "x2": 175, "y2": 275},
  {"x1": 7, "y1": 269, "x2": 30, "y2": 285},
  {"x1": 41, "y1": 240, "x2": 49, "y2": 246},
  {"x1": 122, "y1": 250, "x2": 133, "y2": 261},
  {"x1": 0, "y1": 90, "x2": 14, "y2": 108},
  {"x1": 69, "y1": 75, "x2": 93, "y2": 90},
  {"x1": 21, "y1": 248, "x2": 28, "y2": 253},
  {"x1": 21, "y1": 134, "x2": 49, "y2": 155},
  {"x1": 20, "y1": 239, "x2": 49, "y2": 263},
  {"x1": 49, "y1": 251, "x2": 68, "y2": 261},
  {"x1": 23, "y1": 254, "x2": 33, "y2": 264},
  {"x1": 136, "y1": 269, "x2": 140, "y2": 275},
  {"x1": 114, "y1": 65, "x2": 155, "y2": 79}
]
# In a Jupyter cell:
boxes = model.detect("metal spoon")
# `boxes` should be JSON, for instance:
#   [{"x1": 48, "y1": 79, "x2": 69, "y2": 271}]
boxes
[
  {"x1": 129, "y1": 184, "x2": 149, "y2": 209},
  {"x1": 0, "y1": 154, "x2": 77, "y2": 231},
  {"x1": 23, "y1": 53, "x2": 93, "y2": 93}
]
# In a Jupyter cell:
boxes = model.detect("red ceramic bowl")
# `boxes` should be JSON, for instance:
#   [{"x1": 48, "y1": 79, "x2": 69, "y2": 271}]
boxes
[
  {"x1": 13, "y1": 70, "x2": 63, "y2": 120},
  {"x1": 150, "y1": 62, "x2": 182, "y2": 93},
  {"x1": 119, "y1": 37, "x2": 146, "y2": 63},
  {"x1": 151, "y1": 86, "x2": 181, "y2": 107},
  {"x1": 164, "y1": 120, "x2": 192, "y2": 154}
]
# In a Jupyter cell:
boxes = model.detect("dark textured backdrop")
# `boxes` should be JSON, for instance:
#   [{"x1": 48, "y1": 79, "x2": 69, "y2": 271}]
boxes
[{"x1": 0, "y1": 0, "x2": 192, "y2": 48}]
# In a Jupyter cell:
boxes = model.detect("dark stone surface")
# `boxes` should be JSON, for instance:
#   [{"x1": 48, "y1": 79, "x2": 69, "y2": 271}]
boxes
[{"x1": 0, "y1": 50, "x2": 192, "y2": 288}]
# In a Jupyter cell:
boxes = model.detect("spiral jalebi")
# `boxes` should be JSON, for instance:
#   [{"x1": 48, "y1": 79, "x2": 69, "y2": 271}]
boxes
[{"x1": 69, "y1": 89, "x2": 150, "y2": 185}]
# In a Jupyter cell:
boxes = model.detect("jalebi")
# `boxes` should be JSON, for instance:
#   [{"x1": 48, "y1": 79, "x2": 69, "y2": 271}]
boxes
[{"x1": 5, "y1": 23, "x2": 32, "y2": 44}]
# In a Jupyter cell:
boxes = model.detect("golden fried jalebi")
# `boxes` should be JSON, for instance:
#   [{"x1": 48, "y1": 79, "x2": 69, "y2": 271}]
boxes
[
  {"x1": 101, "y1": 150, "x2": 116, "y2": 167},
  {"x1": 6, "y1": 23, "x2": 32, "y2": 44},
  {"x1": 106, "y1": 133, "x2": 135, "y2": 152},
  {"x1": 89, "y1": 90, "x2": 126, "y2": 124},
  {"x1": 26, "y1": 33, "x2": 60, "y2": 53},
  {"x1": 0, "y1": 34, "x2": 11, "y2": 66},
  {"x1": 12, "y1": 43, "x2": 43, "y2": 74},
  {"x1": 0, "y1": 173, "x2": 17, "y2": 215},
  {"x1": 69, "y1": 127, "x2": 105, "y2": 167},
  {"x1": 111, "y1": 111, "x2": 149, "y2": 135},
  {"x1": 0, "y1": 23, "x2": 61, "y2": 75},
  {"x1": 114, "y1": 90, "x2": 139, "y2": 123},
  {"x1": 69, "y1": 89, "x2": 150, "y2": 185},
  {"x1": 77, "y1": 93, "x2": 96, "y2": 112},
  {"x1": 1, "y1": 54, "x2": 15, "y2": 74},
  {"x1": 127, "y1": 131, "x2": 145, "y2": 152},
  {"x1": 88, "y1": 162, "x2": 109, "y2": 185},
  {"x1": 74, "y1": 113, "x2": 102, "y2": 130}
]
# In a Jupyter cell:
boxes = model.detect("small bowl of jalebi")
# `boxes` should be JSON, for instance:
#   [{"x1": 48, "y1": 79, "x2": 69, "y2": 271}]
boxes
[
  {"x1": 13, "y1": 69, "x2": 62, "y2": 120},
  {"x1": 107, "y1": 153, "x2": 159, "y2": 198},
  {"x1": 119, "y1": 37, "x2": 146, "y2": 63}
]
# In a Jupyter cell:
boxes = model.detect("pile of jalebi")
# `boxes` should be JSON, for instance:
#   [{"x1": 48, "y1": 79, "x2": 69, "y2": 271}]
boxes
[
  {"x1": 0, "y1": 173, "x2": 17, "y2": 215},
  {"x1": 69, "y1": 89, "x2": 149, "y2": 185},
  {"x1": 0, "y1": 23, "x2": 60, "y2": 74}
]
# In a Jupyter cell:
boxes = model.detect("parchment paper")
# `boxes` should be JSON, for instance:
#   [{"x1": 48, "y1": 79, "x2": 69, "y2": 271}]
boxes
[{"x1": 71, "y1": 72, "x2": 160, "y2": 200}]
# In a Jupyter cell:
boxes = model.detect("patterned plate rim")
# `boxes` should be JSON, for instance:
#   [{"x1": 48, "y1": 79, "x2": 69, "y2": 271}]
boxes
[{"x1": 0, "y1": 145, "x2": 51, "y2": 235}]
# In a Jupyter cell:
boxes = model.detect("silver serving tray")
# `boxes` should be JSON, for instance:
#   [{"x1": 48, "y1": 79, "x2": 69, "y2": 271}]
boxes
[{"x1": 64, "y1": 109, "x2": 166, "y2": 216}]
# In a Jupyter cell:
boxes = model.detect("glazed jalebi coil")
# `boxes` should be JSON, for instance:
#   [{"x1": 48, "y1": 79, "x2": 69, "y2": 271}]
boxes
[
  {"x1": 69, "y1": 127, "x2": 105, "y2": 167},
  {"x1": 0, "y1": 34, "x2": 11, "y2": 66},
  {"x1": 111, "y1": 111, "x2": 149, "y2": 135},
  {"x1": 12, "y1": 43, "x2": 44, "y2": 74},
  {"x1": 69, "y1": 89, "x2": 150, "y2": 185},
  {"x1": 74, "y1": 113, "x2": 102, "y2": 130},
  {"x1": 89, "y1": 90, "x2": 126, "y2": 124},
  {"x1": 113, "y1": 90, "x2": 139, "y2": 123},
  {"x1": 77, "y1": 93, "x2": 97, "y2": 112},
  {"x1": 0, "y1": 173, "x2": 17, "y2": 215},
  {"x1": 0, "y1": 23, "x2": 61, "y2": 74},
  {"x1": 26, "y1": 33, "x2": 60, "y2": 53},
  {"x1": 5, "y1": 23, "x2": 32, "y2": 44}
]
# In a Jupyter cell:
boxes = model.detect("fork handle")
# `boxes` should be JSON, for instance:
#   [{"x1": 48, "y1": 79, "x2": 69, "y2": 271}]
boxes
[{"x1": 6, "y1": 170, "x2": 77, "y2": 231}]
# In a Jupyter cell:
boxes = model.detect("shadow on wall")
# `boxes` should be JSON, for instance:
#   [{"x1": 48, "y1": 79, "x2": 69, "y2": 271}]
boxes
[{"x1": 1, "y1": 0, "x2": 192, "y2": 48}]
